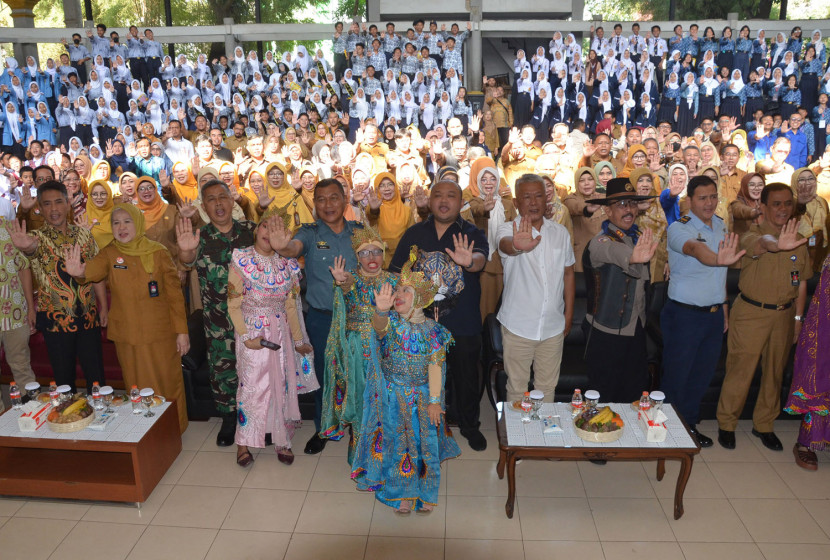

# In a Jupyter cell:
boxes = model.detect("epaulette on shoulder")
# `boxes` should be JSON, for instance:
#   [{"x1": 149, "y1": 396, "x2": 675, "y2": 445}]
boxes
[{"x1": 678, "y1": 215, "x2": 692, "y2": 224}]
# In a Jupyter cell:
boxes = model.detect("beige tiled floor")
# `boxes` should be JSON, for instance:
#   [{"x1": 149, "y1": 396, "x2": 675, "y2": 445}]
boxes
[{"x1": 1, "y1": 415, "x2": 830, "y2": 559}]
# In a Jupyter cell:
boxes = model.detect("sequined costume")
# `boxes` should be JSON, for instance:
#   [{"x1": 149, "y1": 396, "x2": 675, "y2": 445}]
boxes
[
  {"x1": 352, "y1": 312, "x2": 460, "y2": 508},
  {"x1": 228, "y1": 246, "x2": 319, "y2": 450},
  {"x1": 321, "y1": 269, "x2": 397, "y2": 466},
  {"x1": 785, "y1": 255, "x2": 830, "y2": 452}
]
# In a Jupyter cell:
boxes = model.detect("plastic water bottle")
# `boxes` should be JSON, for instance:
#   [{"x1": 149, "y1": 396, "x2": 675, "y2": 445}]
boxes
[
  {"x1": 91, "y1": 382, "x2": 102, "y2": 410},
  {"x1": 571, "y1": 389, "x2": 584, "y2": 417},
  {"x1": 9, "y1": 382, "x2": 22, "y2": 410},
  {"x1": 130, "y1": 385, "x2": 142, "y2": 414},
  {"x1": 520, "y1": 392, "x2": 532, "y2": 423},
  {"x1": 639, "y1": 391, "x2": 651, "y2": 416},
  {"x1": 49, "y1": 381, "x2": 59, "y2": 407}
]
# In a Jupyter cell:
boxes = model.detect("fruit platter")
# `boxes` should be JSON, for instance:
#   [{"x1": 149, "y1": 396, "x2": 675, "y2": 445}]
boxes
[
  {"x1": 47, "y1": 394, "x2": 96, "y2": 432},
  {"x1": 573, "y1": 405, "x2": 625, "y2": 442}
]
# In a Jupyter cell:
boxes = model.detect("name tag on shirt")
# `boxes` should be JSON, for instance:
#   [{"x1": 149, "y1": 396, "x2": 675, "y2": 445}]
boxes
[{"x1": 316, "y1": 241, "x2": 331, "y2": 250}]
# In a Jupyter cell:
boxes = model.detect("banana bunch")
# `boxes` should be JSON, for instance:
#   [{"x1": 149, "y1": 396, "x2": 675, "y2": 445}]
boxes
[
  {"x1": 588, "y1": 406, "x2": 614, "y2": 425},
  {"x1": 62, "y1": 398, "x2": 87, "y2": 417}
]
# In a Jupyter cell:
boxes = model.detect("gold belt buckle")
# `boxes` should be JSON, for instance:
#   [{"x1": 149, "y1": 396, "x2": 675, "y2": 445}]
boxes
[
  {"x1": 709, "y1": 305, "x2": 718, "y2": 313},
  {"x1": 776, "y1": 303, "x2": 786, "y2": 311}
]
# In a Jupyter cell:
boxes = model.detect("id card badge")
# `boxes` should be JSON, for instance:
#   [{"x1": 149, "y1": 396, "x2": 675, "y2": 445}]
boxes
[
  {"x1": 820, "y1": 119, "x2": 826, "y2": 130},
  {"x1": 148, "y1": 280, "x2": 159, "y2": 297},
  {"x1": 809, "y1": 235, "x2": 817, "y2": 247},
  {"x1": 791, "y1": 270, "x2": 800, "y2": 287}
]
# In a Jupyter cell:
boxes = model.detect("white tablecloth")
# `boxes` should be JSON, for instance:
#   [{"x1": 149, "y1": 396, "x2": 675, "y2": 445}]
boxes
[
  {"x1": 503, "y1": 402, "x2": 697, "y2": 449},
  {"x1": 0, "y1": 402, "x2": 171, "y2": 443}
]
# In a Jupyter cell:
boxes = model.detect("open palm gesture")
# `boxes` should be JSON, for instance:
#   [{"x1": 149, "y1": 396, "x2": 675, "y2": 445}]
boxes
[
  {"x1": 175, "y1": 215, "x2": 200, "y2": 252},
  {"x1": 445, "y1": 233, "x2": 475, "y2": 267},
  {"x1": 328, "y1": 255, "x2": 350, "y2": 284},
  {"x1": 512, "y1": 219, "x2": 541, "y2": 252},
  {"x1": 374, "y1": 282, "x2": 394, "y2": 312},
  {"x1": 62, "y1": 244, "x2": 86, "y2": 277}
]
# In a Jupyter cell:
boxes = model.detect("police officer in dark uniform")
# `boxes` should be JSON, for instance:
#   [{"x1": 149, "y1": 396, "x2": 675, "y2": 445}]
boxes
[
  {"x1": 659, "y1": 175, "x2": 746, "y2": 448},
  {"x1": 583, "y1": 177, "x2": 658, "y2": 403},
  {"x1": 268, "y1": 178, "x2": 361, "y2": 454}
]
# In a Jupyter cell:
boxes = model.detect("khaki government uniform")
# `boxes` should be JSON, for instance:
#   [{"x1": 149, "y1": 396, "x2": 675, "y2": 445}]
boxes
[{"x1": 716, "y1": 222, "x2": 811, "y2": 432}]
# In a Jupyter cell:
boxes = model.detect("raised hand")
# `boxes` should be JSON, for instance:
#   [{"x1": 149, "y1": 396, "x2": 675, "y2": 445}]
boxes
[
  {"x1": 413, "y1": 185, "x2": 429, "y2": 209},
  {"x1": 469, "y1": 112, "x2": 480, "y2": 133},
  {"x1": 374, "y1": 282, "x2": 394, "y2": 312},
  {"x1": 267, "y1": 217, "x2": 293, "y2": 252},
  {"x1": 74, "y1": 212, "x2": 92, "y2": 231},
  {"x1": 177, "y1": 198, "x2": 198, "y2": 219},
  {"x1": 367, "y1": 187, "x2": 381, "y2": 210},
  {"x1": 777, "y1": 218, "x2": 809, "y2": 251},
  {"x1": 175, "y1": 215, "x2": 200, "y2": 253},
  {"x1": 511, "y1": 218, "x2": 541, "y2": 252},
  {"x1": 582, "y1": 139, "x2": 596, "y2": 157},
  {"x1": 445, "y1": 233, "x2": 475, "y2": 268},
  {"x1": 5, "y1": 219, "x2": 37, "y2": 253},
  {"x1": 630, "y1": 228, "x2": 658, "y2": 264},
  {"x1": 158, "y1": 168, "x2": 170, "y2": 187},
  {"x1": 328, "y1": 255, "x2": 350, "y2": 284},
  {"x1": 19, "y1": 185, "x2": 37, "y2": 211},
  {"x1": 716, "y1": 232, "x2": 747, "y2": 266},
  {"x1": 483, "y1": 192, "x2": 495, "y2": 212},
  {"x1": 62, "y1": 244, "x2": 86, "y2": 277}
]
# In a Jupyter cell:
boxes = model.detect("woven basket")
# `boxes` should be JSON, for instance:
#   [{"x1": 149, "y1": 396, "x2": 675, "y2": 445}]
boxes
[
  {"x1": 48, "y1": 411, "x2": 96, "y2": 433},
  {"x1": 574, "y1": 424, "x2": 624, "y2": 443}
]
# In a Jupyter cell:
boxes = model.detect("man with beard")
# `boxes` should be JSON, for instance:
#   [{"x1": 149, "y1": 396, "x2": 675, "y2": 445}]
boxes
[{"x1": 177, "y1": 180, "x2": 256, "y2": 446}]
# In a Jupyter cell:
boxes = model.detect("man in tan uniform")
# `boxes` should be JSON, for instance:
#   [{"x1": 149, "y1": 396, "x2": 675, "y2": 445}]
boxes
[{"x1": 716, "y1": 183, "x2": 811, "y2": 451}]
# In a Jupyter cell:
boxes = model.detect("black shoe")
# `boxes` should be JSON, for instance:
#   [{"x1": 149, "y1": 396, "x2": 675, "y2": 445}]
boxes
[
  {"x1": 264, "y1": 433, "x2": 272, "y2": 447},
  {"x1": 304, "y1": 433, "x2": 327, "y2": 455},
  {"x1": 589, "y1": 459, "x2": 607, "y2": 465},
  {"x1": 464, "y1": 430, "x2": 488, "y2": 452},
  {"x1": 752, "y1": 429, "x2": 783, "y2": 451},
  {"x1": 688, "y1": 425, "x2": 713, "y2": 448},
  {"x1": 718, "y1": 429, "x2": 736, "y2": 450},
  {"x1": 216, "y1": 414, "x2": 236, "y2": 447}
]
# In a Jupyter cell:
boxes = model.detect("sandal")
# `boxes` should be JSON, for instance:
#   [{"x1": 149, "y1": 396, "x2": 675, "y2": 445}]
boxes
[
  {"x1": 236, "y1": 448, "x2": 255, "y2": 468},
  {"x1": 394, "y1": 500, "x2": 412, "y2": 515},
  {"x1": 416, "y1": 504, "x2": 434, "y2": 515},
  {"x1": 277, "y1": 447, "x2": 295, "y2": 466},
  {"x1": 793, "y1": 443, "x2": 818, "y2": 471}
]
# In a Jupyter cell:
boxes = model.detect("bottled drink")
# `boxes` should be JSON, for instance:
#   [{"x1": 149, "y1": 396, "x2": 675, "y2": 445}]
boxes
[
  {"x1": 130, "y1": 385, "x2": 142, "y2": 414},
  {"x1": 639, "y1": 391, "x2": 651, "y2": 416},
  {"x1": 91, "y1": 382, "x2": 103, "y2": 410},
  {"x1": 571, "y1": 389, "x2": 584, "y2": 416},
  {"x1": 520, "y1": 392, "x2": 532, "y2": 423},
  {"x1": 9, "y1": 382, "x2": 22, "y2": 410},
  {"x1": 49, "y1": 382, "x2": 59, "y2": 407}
]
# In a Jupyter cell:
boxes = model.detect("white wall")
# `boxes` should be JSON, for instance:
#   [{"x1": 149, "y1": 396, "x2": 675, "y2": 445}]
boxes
[{"x1": 378, "y1": 0, "x2": 573, "y2": 18}]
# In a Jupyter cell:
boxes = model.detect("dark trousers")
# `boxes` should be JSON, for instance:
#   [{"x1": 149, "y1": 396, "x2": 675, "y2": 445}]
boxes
[
  {"x1": 71, "y1": 62, "x2": 87, "y2": 83},
  {"x1": 584, "y1": 321, "x2": 649, "y2": 404},
  {"x1": 144, "y1": 57, "x2": 161, "y2": 88},
  {"x1": 659, "y1": 300, "x2": 724, "y2": 426},
  {"x1": 129, "y1": 57, "x2": 146, "y2": 86},
  {"x1": 41, "y1": 326, "x2": 105, "y2": 393},
  {"x1": 305, "y1": 307, "x2": 333, "y2": 432},
  {"x1": 650, "y1": 56, "x2": 664, "y2": 91},
  {"x1": 497, "y1": 127, "x2": 510, "y2": 153},
  {"x1": 445, "y1": 334, "x2": 482, "y2": 436},
  {"x1": 334, "y1": 53, "x2": 347, "y2": 81}
]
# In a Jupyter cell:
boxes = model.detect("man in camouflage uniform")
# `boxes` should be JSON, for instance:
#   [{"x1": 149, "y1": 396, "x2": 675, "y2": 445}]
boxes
[{"x1": 178, "y1": 179, "x2": 256, "y2": 446}]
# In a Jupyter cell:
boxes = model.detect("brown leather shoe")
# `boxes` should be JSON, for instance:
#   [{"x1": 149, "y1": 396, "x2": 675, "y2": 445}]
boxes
[{"x1": 793, "y1": 444, "x2": 818, "y2": 471}]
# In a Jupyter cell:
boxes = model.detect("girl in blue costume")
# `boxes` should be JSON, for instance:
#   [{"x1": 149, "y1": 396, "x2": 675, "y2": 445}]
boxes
[
  {"x1": 321, "y1": 225, "x2": 397, "y2": 466},
  {"x1": 353, "y1": 248, "x2": 460, "y2": 514}
]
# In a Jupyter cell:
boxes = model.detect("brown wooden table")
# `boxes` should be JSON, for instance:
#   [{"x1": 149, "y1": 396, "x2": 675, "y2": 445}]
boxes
[
  {"x1": 0, "y1": 401, "x2": 181, "y2": 505},
  {"x1": 496, "y1": 403, "x2": 700, "y2": 520}
]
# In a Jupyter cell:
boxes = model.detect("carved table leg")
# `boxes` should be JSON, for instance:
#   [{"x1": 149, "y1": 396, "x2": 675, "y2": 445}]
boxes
[
  {"x1": 674, "y1": 454, "x2": 694, "y2": 519},
  {"x1": 656, "y1": 458, "x2": 666, "y2": 481},
  {"x1": 505, "y1": 453, "x2": 517, "y2": 518}
]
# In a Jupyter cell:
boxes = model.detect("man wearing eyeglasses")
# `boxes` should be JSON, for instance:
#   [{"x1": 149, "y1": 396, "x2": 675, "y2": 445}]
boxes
[
  {"x1": 780, "y1": 113, "x2": 809, "y2": 169},
  {"x1": 581, "y1": 177, "x2": 657, "y2": 403}
]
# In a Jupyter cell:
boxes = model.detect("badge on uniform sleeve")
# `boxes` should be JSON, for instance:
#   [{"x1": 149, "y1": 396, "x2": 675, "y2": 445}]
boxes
[
  {"x1": 148, "y1": 280, "x2": 159, "y2": 297},
  {"x1": 791, "y1": 270, "x2": 800, "y2": 286},
  {"x1": 116, "y1": 257, "x2": 124, "y2": 264}
]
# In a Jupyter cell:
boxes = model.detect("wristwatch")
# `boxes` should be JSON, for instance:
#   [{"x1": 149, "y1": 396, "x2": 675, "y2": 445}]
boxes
[{"x1": 794, "y1": 315, "x2": 803, "y2": 322}]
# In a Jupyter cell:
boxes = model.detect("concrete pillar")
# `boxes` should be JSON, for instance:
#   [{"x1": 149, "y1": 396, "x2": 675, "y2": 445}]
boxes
[
  {"x1": 63, "y1": 0, "x2": 83, "y2": 27},
  {"x1": 224, "y1": 18, "x2": 237, "y2": 58},
  {"x1": 467, "y1": 0, "x2": 483, "y2": 92},
  {"x1": 367, "y1": 0, "x2": 379, "y2": 22},
  {"x1": 4, "y1": 0, "x2": 40, "y2": 63}
]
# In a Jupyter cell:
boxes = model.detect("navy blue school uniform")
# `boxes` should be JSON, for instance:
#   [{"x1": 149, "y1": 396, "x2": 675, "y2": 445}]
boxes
[
  {"x1": 635, "y1": 80, "x2": 659, "y2": 107},
  {"x1": 634, "y1": 103, "x2": 657, "y2": 128},
  {"x1": 530, "y1": 103, "x2": 552, "y2": 143}
]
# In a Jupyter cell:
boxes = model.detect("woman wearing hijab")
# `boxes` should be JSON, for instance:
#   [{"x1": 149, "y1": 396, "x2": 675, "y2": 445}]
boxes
[
  {"x1": 799, "y1": 44, "x2": 823, "y2": 113},
  {"x1": 1, "y1": 101, "x2": 28, "y2": 157},
  {"x1": 64, "y1": 203, "x2": 190, "y2": 433},
  {"x1": 460, "y1": 158, "x2": 516, "y2": 321},
  {"x1": 594, "y1": 160, "x2": 615, "y2": 194},
  {"x1": 698, "y1": 166, "x2": 729, "y2": 221},
  {"x1": 793, "y1": 167, "x2": 829, "y2": 271},
  {"x1": 677, "y1": 72, "x2": 699, "y2": 137},
  {"x1": 657, "y1": 72, "x2": 681, "y2": 125},
  {"x1": 751, "y1": 29, "x2": 768, "y2": 73},
  {"x1": 365, "y1": 172, "x2": 412, "y2": 269},
  {"x1": 116, "y1": 171, "x2": 139, "y2": 202},
  {"x1": 84, "y1": 179, "x2": 115, "y2": 248},
  {"x1": 719, "y1": 69, "x2": 746, "y2": 125},
  {"x1": 729, "y1": 172, "x2": 764, "y2": 236},
  {"x1": 634, "y1": 92, "x2": 656, "y2": 128},
  {"x1": 660, "y1": 163, "x2": 689, "y2": 226},
  {"x1": 514, "y1": 68, "x2": 534, "y2": 128},
  {"x1": 260, "y1": 161, "x2": 313, "y2": 231},
  {"x1": 619, "y1": 144, "x2": 648, "y2": 178},
  {"x1": 630, "y1": 167, "x2": 669, "y2": 282},
  {"x1": 563, "y1": 167, "x2": 606, "y2": 272}
]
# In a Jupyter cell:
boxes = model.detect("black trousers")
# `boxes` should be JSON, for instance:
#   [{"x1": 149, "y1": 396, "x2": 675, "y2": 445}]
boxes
[
  {"x1": 445, "y1": 334, "x2": 482, "y2": 436},
  {"x1": 585, "y1": 321, "x2": 648, "y2": 404},
  {"x1": 41, "y1": 325, "x2": 105, "y2": 393}
]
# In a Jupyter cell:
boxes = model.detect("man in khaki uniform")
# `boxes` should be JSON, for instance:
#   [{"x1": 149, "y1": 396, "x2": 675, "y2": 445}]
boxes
[
  {"x1": 484, "y1": 80, "x2": 513, "y2": 152},
  {"x1": 716, "y1": 183, "x2": 811, "y2": 451}
]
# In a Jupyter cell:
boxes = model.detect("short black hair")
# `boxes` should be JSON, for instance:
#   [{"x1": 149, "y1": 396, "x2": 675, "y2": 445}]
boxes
[
  {"x1": 314, "y1": 177, "x2": 345, "y2": 196},
  {"x1": 614, "y1": 23, "x2": 622, "y2": 30},
  {"x1": 34, "y1": 165, "x2": 55, "y2": 180},
  {"x1": 36, "y1": 180, "x2": 67, "y2": 202},
  {"x1": 686, "y1": 175, "x2": 716, "y2": 198},
  {"x1": 721, "y1": 143, "x2": 739, "y2": 156},
  {"x1": 19, "y1": 166, "x2": 34, "y2": 177},
  {"x1": 413, "y1": 19, "x2": 425, "y2": 26},
  {"x1": 96, "y1": 23, "x2": 107, "y2": 32},
  {"x1": 761, "y1": 182, "x2": 794, "y2": 204}
]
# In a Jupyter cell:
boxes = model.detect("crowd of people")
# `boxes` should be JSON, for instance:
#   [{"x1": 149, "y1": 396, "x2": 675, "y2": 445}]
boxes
[{"x1": 0, "y1": 18, "x2": 829, "y2": 516}]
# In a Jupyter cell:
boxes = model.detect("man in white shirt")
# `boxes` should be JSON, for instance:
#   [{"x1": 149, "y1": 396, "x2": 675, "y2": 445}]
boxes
[
  {"x1": 647, "y1": 25, "x2": 668, "y2": 89},
  {"x1": 497, "y1": 173, "x2": 575, "y2": 403},
  {"x1": 162, "y1": 119, "x2": 195, "y2": 164}
]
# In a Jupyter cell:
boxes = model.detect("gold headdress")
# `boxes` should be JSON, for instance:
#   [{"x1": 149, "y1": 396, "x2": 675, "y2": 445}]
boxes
[
  {"x1": 351, "y1": 222, "x2": 386, "y2": 253},
  {"x1": 260, "y1": 202, "x2": 294, "y2": 231},
  {"x1": 400, "y1": 245, "x2": 441, "y2": 308}
]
